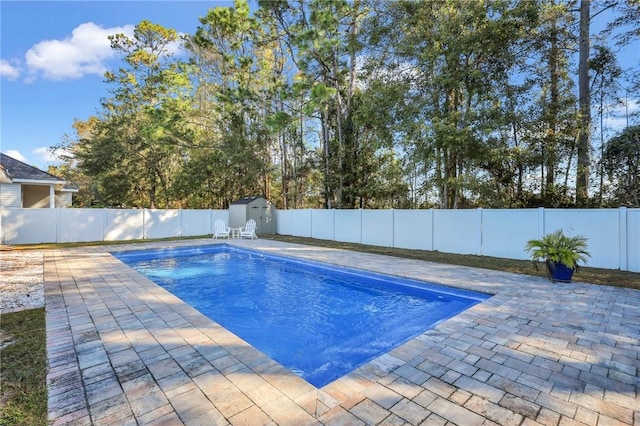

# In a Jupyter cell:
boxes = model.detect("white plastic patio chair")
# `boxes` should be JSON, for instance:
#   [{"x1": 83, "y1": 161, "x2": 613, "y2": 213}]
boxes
[
  {"x1": 239, "y1": 219, "x2": 257, "y2": 239},
  {"x1": 212, "y1": 219, "x2": 230, "y2": 239}
]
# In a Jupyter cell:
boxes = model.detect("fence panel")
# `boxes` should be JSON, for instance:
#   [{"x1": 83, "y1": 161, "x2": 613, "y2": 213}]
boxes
[
  {"x1": 1, "y1": 208, "x2": 57, "y2": 244},
  {"x1": 311, "y1": 209, "x2": 334, "y2": 240},
  {"x1": 393, "y1": 210, "x2": 433, "y2": 250},
  {"x1": 334, "y1": 210, "x2": 362, "y2": 243},
  {"x1": 361, "y1": 210, "x2": 394, "y2": 247},
  {"x1": 276, "y1": 210, "x2": 293, "y2": 235},
  {"x1": 58, "y1": 208, "x2": 104, "y2": 243},
  {"x1": 482, "y1": 209, "x2": 539, "y2": 260},
  {"x1": 144, "y1": 209, "x2": 181, "y2": 239},
  {"x1": 181, "y1": 210, "x2": 212, "y2": 237},
  {"x1": 545, "y1": 209, "x2": 620, "y2": 269},
  {"x1": 433, "y1": 209, "x2": 482, "y2": 255},
  {"x1": 104, "y1": 210, "x2": 144, "y2": 241},
  {"x1": 292, "y1": 210, "x2": 313, "y2": 238},
  {"x1": 2, "y1": 206, "x2": 638, "y2": 272}
]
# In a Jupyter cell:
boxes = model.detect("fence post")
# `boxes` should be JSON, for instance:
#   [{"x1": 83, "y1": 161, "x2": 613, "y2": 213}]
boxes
[
  {"x1": 391, "y1": 209, "x2": 395, "y2": 249},
  {"x1": 102, "y1": 208, "x2": 107, "y2": 242},
  {"x1": 619, "y1": 207, "x2": 628, "y2": 271},
  {"x1": 431, "y1": 208, "x2": 435, "y2": 251},
  {"x1": 332, "y1": 209, "x2": 335, "y2": 241},
  {"x1": 56, "y1": 208, "x2": 61, "y2": 243},
  {"x1": 478, "y1": 208, "x2": 483, "y2": 256},
  {"x1": 359, "y1": 209, "x2": 363, "y2": 245},
  {"x1": 143, "y1": 209, "x2": 148, "y2": 240},
  {"x1": 537, "y1": 207, "x2": 545, "y2": 238}
]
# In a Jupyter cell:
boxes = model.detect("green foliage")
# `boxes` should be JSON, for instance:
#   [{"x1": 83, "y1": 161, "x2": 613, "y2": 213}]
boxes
[
  {"x1": 361, "y1": 0, "x2": 545, "y2": 208},
  {"x1": 71, "y1": 20, "x2": 194, "y2": 208},
  {"x1": 602, "y1": 125, "x2": 640, "y2": 207},
  {"x1": 525, "y1": 229, "x2": 590, "y2": 270},
  {"x1": 48, "y1": 0, "x2": 638, "y2": 209}
]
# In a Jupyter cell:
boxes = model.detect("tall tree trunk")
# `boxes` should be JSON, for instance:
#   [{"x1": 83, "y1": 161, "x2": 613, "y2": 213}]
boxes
[
  {"x1": 511, "y1": 120, "x2": 524, "y2": 201},
  {"x1": 322, "y1": 107, "x2": 332, "y2": 209},
  {"x1": 334, "y1": 57, "x2": 345, "y2": 209},
  {"x1": 436, "y1": 147, "x2": 444, "y2": 208},
  {"x1": 576, "y1": 0, "x2": 591, "y2": 205},
  {"x1": 598, "y1": 91, "x2": 604, "y2": 205},
  {"x1": 279, "y1": 101, "x2": 288, "y2": 209},
  {"x1": 546, "y1": 15, "x2": 559, "y2": 199}
]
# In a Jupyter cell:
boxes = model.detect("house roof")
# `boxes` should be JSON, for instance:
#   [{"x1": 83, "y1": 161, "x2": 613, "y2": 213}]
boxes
[
  {"x1": 0, "y1": 153, "x2": 65, "y2": 184},
  {"x1": 0, "y1": 164, "x2": 11, "y2": 183},
  {"x1": 231, "y1": 196, "x2": 266, "y2": 205}
]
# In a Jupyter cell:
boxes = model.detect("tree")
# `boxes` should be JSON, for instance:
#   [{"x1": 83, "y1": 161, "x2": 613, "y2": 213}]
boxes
[
  {"x1": 602, "y1": 125, "x2": 640, "y2": 206},
  {"x1": 607, "y1": 0, "x2": 640, "y2": 125},
  {"x1": 261, "y1": 0, "x2": 365, "y2": 208},
  {"x1": 187, "y1": 0, "x2": 278, "y2": 207},
  {"x1": 576, "y1": 0, "x2": 591, "y2": 205},
  {"x1": 576, "y1": 0, "x2": 618, "y2": 205},
  {"x1": 606, "y1": 0, "x2": 640, "y2": 47},
  {"x1": 522, "y1": 0, "x2": 579, "y2": 206},
  {"x1": 75, "y1": 21, "x2": 192, "y2": 208},
  {"x1": 50, "y1": 0, "x2": 638, "y2": 210},
  {"x1": 589, "y1": 44, "x2": 622, "y2": 204},
  {"x1": 362, "y1": 0, "x2": 540, "y2": 208}
]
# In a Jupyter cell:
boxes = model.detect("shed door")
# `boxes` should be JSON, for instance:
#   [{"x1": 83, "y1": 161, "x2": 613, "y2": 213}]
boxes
[
  {"x1": 248, "y1": 206, "x2": 261, "y2": 232},
  {"x1": 248, "y1": 205, "x2": 269, "y2": 234}
]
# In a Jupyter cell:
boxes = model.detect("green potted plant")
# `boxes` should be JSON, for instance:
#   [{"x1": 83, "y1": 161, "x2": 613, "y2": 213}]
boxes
[{"x1": 525, "y1": 229, "x2": 590, "y2": 282}]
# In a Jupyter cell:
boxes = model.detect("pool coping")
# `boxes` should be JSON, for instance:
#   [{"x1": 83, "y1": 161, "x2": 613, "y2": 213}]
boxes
[
  {"x1": 45, "y1": 238, "x2": 640, "y2": 425},
  {"x1": 114, "y1": 243, "x2": 492, "y2": 389}
]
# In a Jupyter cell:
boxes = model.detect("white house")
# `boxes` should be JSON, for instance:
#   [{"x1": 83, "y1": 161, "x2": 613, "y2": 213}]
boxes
[{"x1": 0, "y1": 153, "x2": 77, "y2": 208}]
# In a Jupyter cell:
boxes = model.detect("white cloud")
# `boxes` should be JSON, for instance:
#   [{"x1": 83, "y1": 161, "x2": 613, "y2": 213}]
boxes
[
  {"x1": 4, "y1": 150, "x2": 28, "y2": 163},
  {"x1": 166, "y1": 35, "x2": 186, "y2": 57},
  {"x1": 604, "y1": 99, "x2": 640, "y2": 132},
  {"x1": 604, "y1": 116, "x2": 631, "y2": 132},
  {"x1": 0, "y1": 59, "x2": 21, "y2": 80},
  {"x1": 611, "y1": 99, "x2": 640, "y2": 115},
  {"x1": 33, "y1": 146, "x2": 72, "y2": 163},
  {"x1": 25, "y1": 22, "x2": 134, "y2": 81}
]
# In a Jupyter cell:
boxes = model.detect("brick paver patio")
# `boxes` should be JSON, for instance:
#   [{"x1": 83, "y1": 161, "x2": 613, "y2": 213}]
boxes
[{"x1": 45, "y1": 239, "x2": 639, "y2": 425}]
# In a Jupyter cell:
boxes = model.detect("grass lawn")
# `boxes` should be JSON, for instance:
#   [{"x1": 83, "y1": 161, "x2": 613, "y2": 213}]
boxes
[
  {"x1": 0, "y1": 308, "x2": 47, "y2": 426},
  {"x1": 262, "y1": 234, "x2": 640, "y2": 290},
  {"x1": 2, "y1": 234, "x2": 638, "y2": 423}
]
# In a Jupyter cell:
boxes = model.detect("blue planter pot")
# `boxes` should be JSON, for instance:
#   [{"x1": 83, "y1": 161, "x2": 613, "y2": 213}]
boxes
[{"x1": 547, "y1": 261, "x2": 574, "y2": 283}]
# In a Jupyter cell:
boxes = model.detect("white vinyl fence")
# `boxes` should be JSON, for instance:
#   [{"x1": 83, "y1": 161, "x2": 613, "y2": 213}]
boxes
[
  {"x1": 0, "y1": 208, "x2": 228, "y2": 245},
  {"x1": 2, "y1": 206, "x2": 638, "y2": 272},
  {"x1": 276, "y1": 207, "x2": 640, "y2": 272}
]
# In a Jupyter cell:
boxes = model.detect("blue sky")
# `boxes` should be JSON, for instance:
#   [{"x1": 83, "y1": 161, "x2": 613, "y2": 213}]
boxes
[
  {"x1": 1, "y1": 1, "x2": 638, "y2": 171},
  {"x1": 1, "y1": 1, "x2": 233, "y2": 169}
]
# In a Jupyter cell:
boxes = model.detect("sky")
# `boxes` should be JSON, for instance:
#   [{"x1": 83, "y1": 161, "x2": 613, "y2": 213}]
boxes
[
  {"x1": 1, "y1": 1, "x2": 639, "y2": 171},
  {"x1": 1, "y1": 0, "x2": 233, "y2": 170}
]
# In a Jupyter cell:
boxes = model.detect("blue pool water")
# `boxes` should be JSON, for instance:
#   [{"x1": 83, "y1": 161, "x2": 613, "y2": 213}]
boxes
[{"x1": 114, "y1": 245, "x2": 489, "y2": 387}]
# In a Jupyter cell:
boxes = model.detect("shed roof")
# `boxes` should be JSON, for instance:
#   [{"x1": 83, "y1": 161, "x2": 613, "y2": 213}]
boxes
[
  {"x1": 231, "y1": 196, "x2": 266, "y2": 205},
  {"x1": 0, "y1": 153, "x2": 65, "y2": 184}
]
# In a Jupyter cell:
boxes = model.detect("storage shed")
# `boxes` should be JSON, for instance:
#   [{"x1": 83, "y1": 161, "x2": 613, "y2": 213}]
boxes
[{"x1": 229, "y1": 196, "x2": 276, "y2": 234}]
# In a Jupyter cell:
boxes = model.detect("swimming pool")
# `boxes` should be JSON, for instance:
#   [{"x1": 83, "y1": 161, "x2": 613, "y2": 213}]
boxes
[{"x1": 114, "y1": 245, "x2": 490, "y2": 387}]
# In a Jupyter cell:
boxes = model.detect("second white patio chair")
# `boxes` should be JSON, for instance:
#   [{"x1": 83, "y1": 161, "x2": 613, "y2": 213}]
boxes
[{"x1": 240, "y1": 219, "x2": 257, "y2": 239}]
